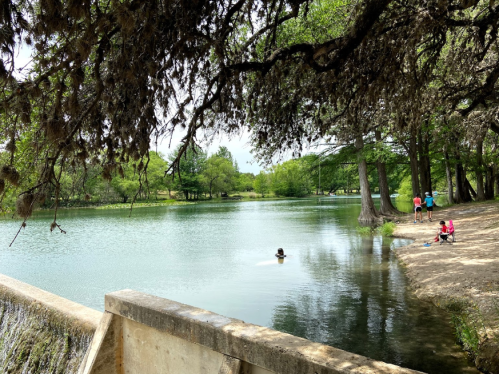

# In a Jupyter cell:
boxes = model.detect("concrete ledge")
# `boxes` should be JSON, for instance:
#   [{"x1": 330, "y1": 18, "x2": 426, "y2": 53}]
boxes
[
  {"x1": 0, "y1": 274, "x2": 102, "y2": 334},
  {"x1": 106, "y1": 289, "x2": 424, "y2": 374}
]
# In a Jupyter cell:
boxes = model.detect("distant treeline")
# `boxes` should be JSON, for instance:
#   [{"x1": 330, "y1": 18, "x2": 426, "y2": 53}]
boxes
[
  {"x1": 1, "y1": 138, "x2": 410, "y2": 211},
  {"x1": 7, "y1": 130, "x2": 487, "y2": 210}
]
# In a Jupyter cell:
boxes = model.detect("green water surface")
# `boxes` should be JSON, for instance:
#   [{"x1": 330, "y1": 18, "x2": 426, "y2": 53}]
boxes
[{"x1": 0, "y1": 197, "x2": 478, "y2": 373}]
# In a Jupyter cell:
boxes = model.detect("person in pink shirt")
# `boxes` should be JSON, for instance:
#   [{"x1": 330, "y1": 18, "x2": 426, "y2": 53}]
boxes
[
  {"x1": 413, "y1": 193, "x2": 423, "y2": 223},
  {"x1": 438, "y1": 220, "x2": 453, "y2": 244}
]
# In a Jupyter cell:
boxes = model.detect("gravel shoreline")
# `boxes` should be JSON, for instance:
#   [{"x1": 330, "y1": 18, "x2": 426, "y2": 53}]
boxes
[{"x1": 393, "y1": 201, "x2": 499, "y2": 373}]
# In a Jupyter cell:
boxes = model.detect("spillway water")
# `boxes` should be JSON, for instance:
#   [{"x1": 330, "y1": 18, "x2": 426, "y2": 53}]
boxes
[{"x1": 0, "y1": 294, "x2": 92, "y2": 374}]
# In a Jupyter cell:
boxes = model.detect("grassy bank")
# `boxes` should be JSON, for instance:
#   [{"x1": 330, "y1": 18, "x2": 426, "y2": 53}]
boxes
[
  {"x1": 2, "y1": 192, "x2": 309, "y2": 217},
  {"x1": 356, "y1": 222, "x2": 397, "y2": 236},
  {"x1": 95, "y1": 200, "x2": 193, "y2": 210}
]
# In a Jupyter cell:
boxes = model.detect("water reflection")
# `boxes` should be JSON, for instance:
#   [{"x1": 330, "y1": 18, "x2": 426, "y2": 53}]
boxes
[{"x1": 272, "y1": 234, "x2": 476, "y2": 373}]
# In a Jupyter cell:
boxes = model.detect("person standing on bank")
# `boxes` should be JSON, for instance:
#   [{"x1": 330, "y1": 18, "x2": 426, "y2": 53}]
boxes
[
  {"x1": 413, "y1": 193, "x2": 423, "y2": 223},
  {"x1": 423, "y1": 192, "x2": 434, "y2": 222}
]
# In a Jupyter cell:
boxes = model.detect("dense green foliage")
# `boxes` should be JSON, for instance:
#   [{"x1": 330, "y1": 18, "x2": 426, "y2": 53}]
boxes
[
  {"x1": 1, "y1": 0, "x2": 499, "y2": 223},
  {"x1": 269, "y1": 160, "x2": 312, "y2": 197},
  {"x1": 253, "y1": 172, "x2": 270, "y2": 198},
  {"x1": 396, "y1": 176, "x2": 413, "y2": 203},
  {"x1": 0, "y1": 151, "x2": 169, "y2": 209}
]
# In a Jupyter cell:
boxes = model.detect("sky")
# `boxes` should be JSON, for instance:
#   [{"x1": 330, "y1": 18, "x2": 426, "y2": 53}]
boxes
[
  {"x1": 155, "y1": 129, "x2": 265, "y2": 174},
  {"x1": 153, "y1": 127, "x2": 328, "y2": 174}
]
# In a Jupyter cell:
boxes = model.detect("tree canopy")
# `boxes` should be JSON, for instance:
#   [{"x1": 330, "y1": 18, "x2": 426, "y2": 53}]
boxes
[{"x1": 1, "y1": 0, "x2": 499, "y2": 223}]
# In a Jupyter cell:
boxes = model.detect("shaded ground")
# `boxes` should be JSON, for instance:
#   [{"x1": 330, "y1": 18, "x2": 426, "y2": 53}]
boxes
[{"x1": 394, "y1": 201, "x2": 499, "y2": 373}]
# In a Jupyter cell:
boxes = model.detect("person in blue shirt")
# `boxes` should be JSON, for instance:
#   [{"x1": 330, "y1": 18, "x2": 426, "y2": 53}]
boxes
[{"x1": 423, "y1": 192, "x2": 434, "y2": 221}]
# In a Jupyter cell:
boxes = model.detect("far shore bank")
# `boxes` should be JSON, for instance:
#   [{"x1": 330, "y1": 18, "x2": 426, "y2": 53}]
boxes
[
  {"x1": 2, "y1": 194, "x2": 347, "y2": 216},
  {"x1": 0, "y1": 199, "x2": 193, "y2": 216},
  {"x1": 393, "y1": 201, "x2": 499, "y2": 373}
]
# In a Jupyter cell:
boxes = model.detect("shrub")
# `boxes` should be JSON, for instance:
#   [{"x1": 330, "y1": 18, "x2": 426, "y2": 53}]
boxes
[
  {"x1": 378, "y1": 222, "x2": 396, "y2": 236},
  {"x1": 356, "y1": 226, "x2": 375, "y2": 235}
]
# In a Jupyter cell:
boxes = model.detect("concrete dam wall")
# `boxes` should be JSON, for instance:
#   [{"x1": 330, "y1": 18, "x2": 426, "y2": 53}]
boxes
[
  {"x1": 0, "y1": 274, "x2": 424, "y2": 374},
  {"x1": 0, "y1": 275, "x2": 101, "y2": 374}
]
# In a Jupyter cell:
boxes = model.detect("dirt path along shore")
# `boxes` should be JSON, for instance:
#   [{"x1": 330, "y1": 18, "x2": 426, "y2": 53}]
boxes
[{"x1": 393, "y1": 201, "x2": 499, "y2": 373}]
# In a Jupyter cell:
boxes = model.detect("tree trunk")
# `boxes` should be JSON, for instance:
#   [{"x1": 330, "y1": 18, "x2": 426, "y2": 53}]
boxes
[
  {"x1": 454, "y1": 152, "x2": 471, "y2": 203},
  {"x1": 375, "y1": 130, "x2": 401, "y2": 215},
  {"x1": 355, "y1": 135, "x2": 380, "y2": 223},
  {"x1": 465, "y1": 178, "x2": 477, "y2": 199},
  {"x1": 417, "y1": 130, "x2": 432, "y2": 195},
  {"x1": 495, "y1": 165, "x2": 499, "y2": 197},
  {"x1": 409, "y1": 131, "x2": 420, "y2": 197},
  {"x1": 476, "y1": 140, "x2": 486, "y2": 201},
  {"x1": 485, "y1": 166, "x2": 495, "y2": 199},
  {"x1": 454, "y1": 163, "x2": 464, "y2": 203},
  {"x1": 463, "y1": 169, "x2": 473, "y2": 202},
  {"x1": 444, "y1": 149, "x2": 454, "y2": 204}
]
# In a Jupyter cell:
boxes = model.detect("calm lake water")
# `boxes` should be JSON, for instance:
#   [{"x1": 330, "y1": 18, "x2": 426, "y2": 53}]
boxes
[{"x1": 0, "y1": 197, "x2": 477, "y2": 373}]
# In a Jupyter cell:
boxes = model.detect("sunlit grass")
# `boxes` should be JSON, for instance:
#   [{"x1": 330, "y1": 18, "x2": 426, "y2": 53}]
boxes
[
  {"x1": 379, "y1": 222, "x2": 397, "y2": 236},
  {"x1": 357, "y1": 222, "x2": 396, "y2": 236},
  {"x1": 356, "y1": 226, "x2": 375, "y2": 235},
  {"x1": 96, "y1": 200, "x2": 193, "y2": 210}
]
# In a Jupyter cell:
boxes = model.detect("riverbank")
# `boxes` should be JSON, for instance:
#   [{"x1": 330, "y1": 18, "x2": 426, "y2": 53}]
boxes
[
  {"x1": 393, "y1": 201, "x2": 499, "y2": 373},
  {"x1": 1, "y1": 194, "x2": 367, "y2": 216},
  {"x1": 0, "y1": 195, "x2": 299, "y2": 216},
  {"x1": 0, "y1": 199, "x2": 194, "y2": 216}
]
